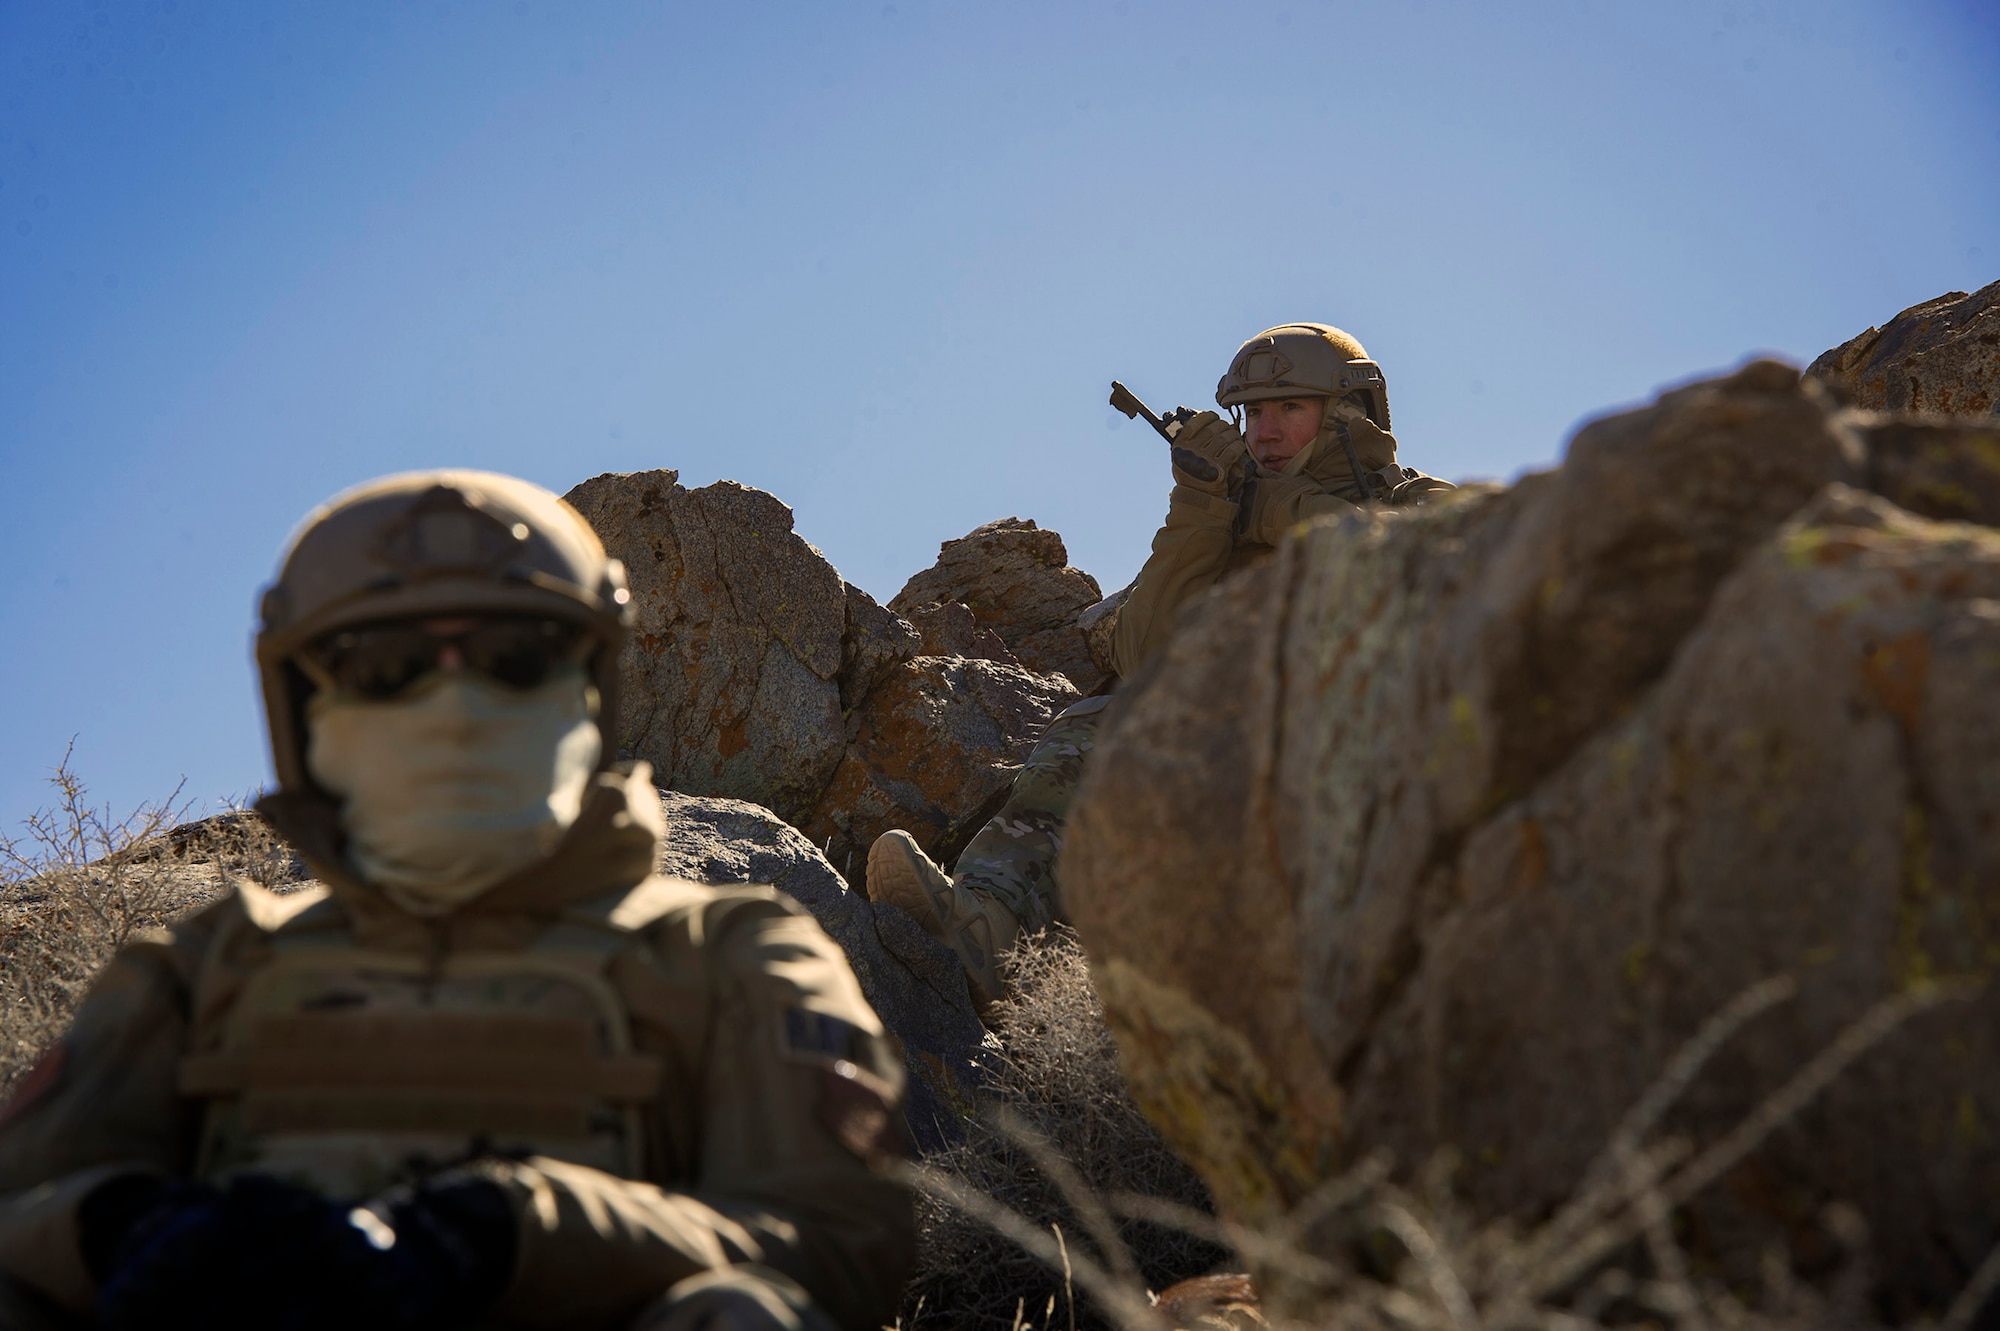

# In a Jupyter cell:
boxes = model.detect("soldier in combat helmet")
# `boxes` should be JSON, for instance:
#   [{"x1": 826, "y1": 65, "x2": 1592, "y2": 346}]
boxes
[
  {"x1": 865, "y1": 323, "x2": 1451, "y2": 1012},
  {"x1": 0, "y1": 471, "x2": 912, "y2": 1331}
]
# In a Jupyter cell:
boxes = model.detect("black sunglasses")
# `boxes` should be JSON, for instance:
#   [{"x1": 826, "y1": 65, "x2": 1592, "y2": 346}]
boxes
[{"x1": 299, "y1": 616, "x2": 592, "y2": 701}]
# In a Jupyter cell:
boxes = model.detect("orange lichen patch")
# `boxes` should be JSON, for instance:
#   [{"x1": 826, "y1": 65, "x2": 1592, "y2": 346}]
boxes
[
  {"x1": 716, "y1": 715, "x2": 750, "y2": 759},
  {"x1": 1862, "y1": 632, "x2": 1931, "y2": 734}
]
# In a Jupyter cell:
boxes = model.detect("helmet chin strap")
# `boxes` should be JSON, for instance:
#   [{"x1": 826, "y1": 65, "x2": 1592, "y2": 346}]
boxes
[{"x1": 1277, "y1": 436, "x2": 1318, "y2": 478}]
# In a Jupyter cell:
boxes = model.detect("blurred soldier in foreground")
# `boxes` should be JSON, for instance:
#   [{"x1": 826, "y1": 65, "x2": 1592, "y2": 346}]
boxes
[
  {"x1": 868, "y1": 324, "x2": 1452, "y2": 1010},
  {"x1": 0, "y1": 472, "x2": 911, "y2": 1331}
]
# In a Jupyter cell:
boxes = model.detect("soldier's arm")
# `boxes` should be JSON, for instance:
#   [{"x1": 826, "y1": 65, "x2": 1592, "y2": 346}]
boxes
[
  {"x1": 1110, "y1": 484, "x2": 1241, "y2": 677},
  {"x1": 479, "y1": 897, "x2": 912, "y2": 1331},
  {"x1": 0, "y1": 917, "x2": 212, "y2": 1313},
  {"x1": 686, "y1": 900, "x2": 913, "y2": 1327}
]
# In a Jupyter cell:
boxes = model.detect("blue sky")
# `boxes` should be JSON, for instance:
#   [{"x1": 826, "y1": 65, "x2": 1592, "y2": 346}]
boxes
[{"x1": 3, "y1": 0, "x2": 1997, "y2": 831}]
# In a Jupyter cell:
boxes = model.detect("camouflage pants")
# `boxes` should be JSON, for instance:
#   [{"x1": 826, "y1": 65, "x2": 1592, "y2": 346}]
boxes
[{"x1": 951, "y1": 693, "x2": 1110, "y2": 933}]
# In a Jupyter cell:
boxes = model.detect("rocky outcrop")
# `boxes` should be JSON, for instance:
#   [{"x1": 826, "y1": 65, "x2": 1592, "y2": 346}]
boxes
[
  {"x1": 653, "y1": 789, "x2": 985, "y2": 1150},
  {"x1": 893, "y1": 518, "x2": 1106, "y2": 690},
  {"x1": 803, "y1": 656, "x2": 1078, "y2": 892},
  {"x1": 838, "y1": 581, "x2": 922, "y2": 714},
  {"x1": 568, "y1": 474, "x2": 1089, "y2": 891},
  {"x1": 565, "y1": 472, "x2": 849, "y2": 824},
  {"x1": 900, "y1": 600, "x2": 1020, "y2": 667},
  {"x1": 1064, "y1": 360, "x2": 2000, "y2": 1313},
  {"x1": 1808, "y1": 280, "x2": 2000, "y2": 417}
]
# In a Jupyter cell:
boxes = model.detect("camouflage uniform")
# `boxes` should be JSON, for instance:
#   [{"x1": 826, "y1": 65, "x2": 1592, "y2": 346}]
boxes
[{"x1": 948, "y1": 693, "x2": 1112, "y2": 933}]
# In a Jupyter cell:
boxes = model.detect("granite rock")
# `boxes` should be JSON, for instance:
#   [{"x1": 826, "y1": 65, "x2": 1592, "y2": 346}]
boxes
[
  {"x1": 1808, "y1": 280, "x2": 2000, "y2": 418},
  {"x1": 566, "y1": 471, "x2": 848, "y2": 824},
  {"x1": 892, "y1": 518, "x2": 1105, "y2": 690}
]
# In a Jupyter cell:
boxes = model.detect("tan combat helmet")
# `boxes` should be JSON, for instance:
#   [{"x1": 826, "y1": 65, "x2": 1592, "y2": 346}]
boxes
[
  {"x1": 255, "y1": 470, "x2": 633, "y2": 798},
  {"x1": 1215, "y1": 322, "x2": 1391, "y2": 431}
]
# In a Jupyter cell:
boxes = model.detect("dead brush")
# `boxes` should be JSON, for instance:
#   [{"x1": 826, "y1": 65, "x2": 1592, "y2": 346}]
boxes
[
  {"x1": 0, "y1": 744, "x2": 299, "y2": 1092},
  {"x1": 902, "y1": 938, "x2": 1995, "y2": 1331},
  {"x1": 901, "y1": 928, "x2": 1228, "y2": 1330}
]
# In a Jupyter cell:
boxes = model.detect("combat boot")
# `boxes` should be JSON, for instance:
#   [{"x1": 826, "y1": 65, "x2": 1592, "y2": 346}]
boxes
[{"x1": 865, "y1": 829, "x2": 1020, "y2": 1012}]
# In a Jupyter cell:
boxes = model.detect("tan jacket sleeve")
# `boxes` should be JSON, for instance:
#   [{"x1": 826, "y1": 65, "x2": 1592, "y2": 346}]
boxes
[
  {"x1": 488, "y1": 897, "x2": 913, "y2": 1331},
  {"x1": 1110, "y1": 484, "x2": 1241, "y2": 679},
  {"x1": 0, "y1": 919, "x2": 212, "y2": 1312}
]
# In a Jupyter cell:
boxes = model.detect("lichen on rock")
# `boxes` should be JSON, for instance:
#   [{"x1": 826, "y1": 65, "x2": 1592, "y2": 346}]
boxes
[
  {"x1": 1807, "y1": 280, "x2": 2000, "y2": 418},
  {"x1": 892, "y1": 517, "x2": 1106, "y2": 691}
]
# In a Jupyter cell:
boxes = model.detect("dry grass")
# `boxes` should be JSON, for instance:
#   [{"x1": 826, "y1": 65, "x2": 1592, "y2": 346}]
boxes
[
  {"x1": 902, "y1": 929, "x2": 1228, "y2": 1331},
  {"x1": 0, "y1": 743, "x2": 302, "y2": 1092},
  {"x1": 7, "y1": 756, "x2": 1995, "y2": 1331},
  {"x1": 902, "y1": 942, "x2": 1996, "y2": 1331}
]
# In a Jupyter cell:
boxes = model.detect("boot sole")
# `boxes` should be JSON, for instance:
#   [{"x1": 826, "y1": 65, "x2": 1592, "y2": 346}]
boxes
[{"x1": 865, "y1": 831, "x2": 949, "y2": 939}]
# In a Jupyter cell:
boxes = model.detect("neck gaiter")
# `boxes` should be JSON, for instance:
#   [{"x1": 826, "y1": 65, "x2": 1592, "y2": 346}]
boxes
[{"x1": 305, "y1": 666, "x2": 601, "y2": 915}]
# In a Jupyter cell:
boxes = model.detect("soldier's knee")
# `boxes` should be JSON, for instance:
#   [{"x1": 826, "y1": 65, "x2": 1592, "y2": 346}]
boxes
[{"x1": 629, "y1": 1265, "x2": 836, "y2": 1331}]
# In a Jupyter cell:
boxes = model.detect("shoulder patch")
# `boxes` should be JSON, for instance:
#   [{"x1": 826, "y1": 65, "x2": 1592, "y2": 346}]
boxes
[{"x1": 781, "y1": 1007, "x2": 860, "y2": 1066}]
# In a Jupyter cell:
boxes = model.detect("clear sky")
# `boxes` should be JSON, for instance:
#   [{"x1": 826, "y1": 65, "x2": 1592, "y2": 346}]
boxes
[{"x1": 3, "y1": 0, "x2": 1997, "y2": 831}]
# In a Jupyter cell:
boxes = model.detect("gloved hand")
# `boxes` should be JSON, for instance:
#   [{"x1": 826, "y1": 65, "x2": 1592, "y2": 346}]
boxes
[
  {"x1": 81, "y1": 1172, "x2": 515, "y2": 1331},
  {"x1": 1168, "y1": 411, "x2": 1246, "y2": 498},
  {"x1": 363, "y1": 1173, "x2": 519, "y2": 1327},
  {"x1": 1240, "y1": 472, "x2": 1355, "y2": 547}
]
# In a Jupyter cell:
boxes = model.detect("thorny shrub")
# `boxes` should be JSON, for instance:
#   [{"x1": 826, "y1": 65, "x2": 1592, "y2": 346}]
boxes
[
  {"x1": 0, "y1": 744, "x2": 299, "y2": 1092},
  {"x1": 902, "y1": 929, "x2": 1228, "y2": 1331}
]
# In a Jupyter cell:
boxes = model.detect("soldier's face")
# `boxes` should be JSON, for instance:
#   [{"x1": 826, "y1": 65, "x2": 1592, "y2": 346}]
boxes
[{"x1": 1244, "y1": 397, "x2": 1324, "y2": 469}]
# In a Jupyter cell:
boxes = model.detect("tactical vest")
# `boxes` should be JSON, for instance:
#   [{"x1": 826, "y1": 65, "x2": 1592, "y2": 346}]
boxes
[{"x1": 180, "y1": 879, "x2": 695, "y2": 1201}]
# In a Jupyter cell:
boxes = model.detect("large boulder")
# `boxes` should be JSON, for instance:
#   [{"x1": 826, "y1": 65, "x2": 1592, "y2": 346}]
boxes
[
  {"x1": 564, "y1": 475, "x2": 1092, "y2": 885},
  {"x1": 892, "y1": 518, "x2": 1106, "y2": 690},
  {"x1": 838, "y1": 580, "x2": 923, "y2": 713},
  {"x1": 803, "y1": 656, "x2": 1079, "y2": 893},
  {"x1": 652, "y1": 789, "x2": 986, "y2": 1150},
  {"x1": 1856, "y1": 412, "x2": 2000, "y2": 526},
  {"x1": 565, "y1": 472, "x2": 851, "y2": 824},
  {"x1": 1064, "y1": 360, "x2": 2000, "y2": 1314},
  {"x1": 1808, "y1": 280, "x2": 2000, "y2": 418},
  {"x1": 900, "y1": 600, "x2": 1020, "y2": 667}
]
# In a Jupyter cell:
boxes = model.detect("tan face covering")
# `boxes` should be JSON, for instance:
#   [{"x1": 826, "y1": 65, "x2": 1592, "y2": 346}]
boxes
[{"x1": 305, "y1": 665, "x2": 602, "y2": 915}]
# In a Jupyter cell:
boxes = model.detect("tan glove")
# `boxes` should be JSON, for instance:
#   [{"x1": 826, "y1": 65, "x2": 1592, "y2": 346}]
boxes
[
  {"x1": 1168, "y1": 412, "x2": 1246, "y2": 498},
  {"x1": 1242, "y1": 472, "x2": 1355, "y2": 547},
  {"x1": 1385, "y1": 471, "x2": 1458, "y2": 506}
]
